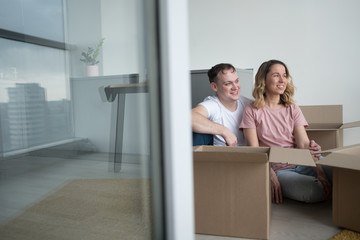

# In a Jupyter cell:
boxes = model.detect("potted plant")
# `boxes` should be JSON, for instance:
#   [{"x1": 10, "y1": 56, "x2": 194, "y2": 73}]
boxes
[{"x1": 80, "y1": 38, "x2": 105, "y2": 77}]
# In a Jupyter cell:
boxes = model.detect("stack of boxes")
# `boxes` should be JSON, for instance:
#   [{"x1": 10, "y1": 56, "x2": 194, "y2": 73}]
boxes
[
  {"x1": 193, "y1": 105, "x2": 360, "y2": 239},
  {"x1": 301, "y1": 105, "x2": 360, "y2": 234}
]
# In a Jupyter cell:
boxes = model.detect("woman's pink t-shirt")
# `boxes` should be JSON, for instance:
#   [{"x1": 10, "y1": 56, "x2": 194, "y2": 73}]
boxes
[{"x1": 240, "y1": 103, "x2": 308, "y2": 171}]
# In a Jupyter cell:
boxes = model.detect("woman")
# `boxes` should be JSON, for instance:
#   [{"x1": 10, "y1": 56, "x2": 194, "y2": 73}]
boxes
[{"x1": 240, "y1": 59, "x2": 332, "y2": 204}]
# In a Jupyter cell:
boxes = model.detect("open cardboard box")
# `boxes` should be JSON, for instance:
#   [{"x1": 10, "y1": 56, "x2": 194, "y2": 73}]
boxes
[
  {"x1": 193, "y1": 146, "x2": 316, "y2": 240},
  {"x1": 318, "y1": 144, "x2": 360, "y2": 233},
  {"x1": 300, "y1": 105, "x2": 360, "y2": 232},
  {"x1": 300, "y1": 105, "x2": 360, "y2": 150}
]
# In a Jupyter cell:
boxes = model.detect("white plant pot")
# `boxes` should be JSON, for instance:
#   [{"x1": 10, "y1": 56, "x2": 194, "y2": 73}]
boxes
[{"x1": 86, "y1": 65, "x2": 99, "y2": 77}]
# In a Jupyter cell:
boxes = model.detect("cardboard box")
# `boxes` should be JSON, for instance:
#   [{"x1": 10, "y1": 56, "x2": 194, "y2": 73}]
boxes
[
  {"x1": 300, "y1": 105, "x2": 360, "y2": 150},
  {"x1": 318, "y1": 144, "x2": 360, "y2": 232},
  {"x1": 193, "y1": 146, "x2": 316, "y2": 239}
]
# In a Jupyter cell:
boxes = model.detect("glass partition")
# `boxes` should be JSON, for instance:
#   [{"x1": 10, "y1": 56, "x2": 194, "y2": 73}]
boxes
[
  {"x1": 0, "y1": 38, "x2": 71, "y2": 154},
  {"x1": 0, "y1": 0, "x2": 163, "y2": 239}
]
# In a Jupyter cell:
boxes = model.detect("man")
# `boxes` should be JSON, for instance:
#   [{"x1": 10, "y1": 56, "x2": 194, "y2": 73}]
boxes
[
  {"x1": 192, "y1": 63, "x2": 251, "y2": 146},
  {"x1": 192, "y1": 63, "x2": 321, "y2": 150}
]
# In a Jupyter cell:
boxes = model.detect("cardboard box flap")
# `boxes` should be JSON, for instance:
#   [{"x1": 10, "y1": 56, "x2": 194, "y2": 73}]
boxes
[
  {"x1": 193, "y1": 145, "x2": 269, "y2": 153},
  {"x1": 300, "y1": 105, "x2": 342, "y2": 126},
  {"x1": 318, "y1": 153, "x2": 360, "y2": 171},
  {"x1": 306, "y1": 123, "x2": 342, "y2": 130},
  {"x1": 318, "y1": 144, "x2": 360, "y2": 171},
  {"x1": 340, "y1": 120, "x2": 360, "y2": 129},
  {"x1": 193, "y1": 145, "x2": 269, "y2": 163},
  {"x1": 315, "y1": 144, "x2": 360, "y2": 157},
  {"x1": 269, "y1": 147, "x2": 316, "y2": 167},
  {"x1": 316, "y1": 144, "x2": 360, "y2": 154}
]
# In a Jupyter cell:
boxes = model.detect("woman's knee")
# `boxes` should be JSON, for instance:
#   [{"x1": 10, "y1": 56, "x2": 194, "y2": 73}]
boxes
[
  {"x1": 278, "y1": 172, "x2": 326, "y2": 203},
  {"x1": 301, "y1": 180, "x2": 326, "y2": 203}
]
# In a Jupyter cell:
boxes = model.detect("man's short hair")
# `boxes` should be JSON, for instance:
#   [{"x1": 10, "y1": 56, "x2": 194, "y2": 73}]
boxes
[{"x1": 207, "y1": 63, "x2": 236, "y2": 83}]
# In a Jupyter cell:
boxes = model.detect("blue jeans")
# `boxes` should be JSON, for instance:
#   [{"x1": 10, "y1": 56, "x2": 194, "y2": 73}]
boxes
[
  {"x1": 192, "y1": 133, "x2": 213, "y2": 146},
  {"x1": 276, "y1": 164, "x2": 332, "y2": 203}
]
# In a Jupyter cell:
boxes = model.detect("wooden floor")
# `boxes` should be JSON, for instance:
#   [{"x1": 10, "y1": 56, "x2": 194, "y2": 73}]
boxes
[{"x1": 0, "y1": 152, "x2": 341, "y2": 240}]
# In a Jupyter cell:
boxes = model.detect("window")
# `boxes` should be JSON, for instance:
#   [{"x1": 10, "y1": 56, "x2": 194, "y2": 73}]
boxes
[{"x1": 0, "y1": 0, "x2": 71, "y2": 154}]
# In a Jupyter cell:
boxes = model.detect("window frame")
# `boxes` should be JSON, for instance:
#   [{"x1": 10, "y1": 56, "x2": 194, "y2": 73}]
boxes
[{"x1": 0, "y1": 28, "x2": 67, "y2": 50}]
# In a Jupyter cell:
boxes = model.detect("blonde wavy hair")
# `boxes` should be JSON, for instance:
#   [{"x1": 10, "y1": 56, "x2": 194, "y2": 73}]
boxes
[{"x1": 253, "y1": 59, "x2": 295, "y2": 108}]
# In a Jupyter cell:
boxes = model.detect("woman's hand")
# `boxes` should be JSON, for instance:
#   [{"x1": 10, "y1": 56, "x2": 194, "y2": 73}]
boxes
[
  {"x1": 309, "y1": 140, "x2": 322, "y2": 159},
  {"x1": 315, "y1": 166, "x2": 332, "y2": 200},
  {"x1": 270, "y1": 168, "x2": 283, "y2": 204},
  {"x1": 318, "y1": 175, "x2": 332, "y2": 201}
]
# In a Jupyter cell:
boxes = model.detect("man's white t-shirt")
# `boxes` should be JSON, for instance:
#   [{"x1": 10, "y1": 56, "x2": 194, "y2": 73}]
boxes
[{"x1": 199, "y1": 95, "x2": 252, "y2": 146}]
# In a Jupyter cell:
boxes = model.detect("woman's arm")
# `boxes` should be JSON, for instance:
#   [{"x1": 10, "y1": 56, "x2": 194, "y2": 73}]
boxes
[
  {"x1": 294, "y1": 125, "x2": 332, "y2": 199},
  {"x1": 243, "y1": 127, "x2": 284, "y2": 203},
  {"x1": 243, "y1": 128, "x2": 259, "y2": 147},
  {"x1": 293, "y1": 125, "x2": 310, "y2": 149}
]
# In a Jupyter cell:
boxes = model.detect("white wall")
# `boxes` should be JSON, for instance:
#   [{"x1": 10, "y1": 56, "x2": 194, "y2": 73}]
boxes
[
  {"x1": 66, "y1": 0, "x2": 102, "y2": 77},
  {"x1": 101, "y1": 0, "x2": 140, "y2": 75},
  {"x1": 189, "y1": 0, "x2": 360, "y2": 145},
  {"x1": 67, "y1": 0, "x2": 139, "y2": 77}
]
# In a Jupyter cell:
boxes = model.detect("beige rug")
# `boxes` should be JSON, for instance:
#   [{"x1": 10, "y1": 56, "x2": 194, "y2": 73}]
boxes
[
  {"x1": 0, "y1": 178, "x2": 152, "y2": 240},
  {"x1": 329, "y1": 229, "x2": 360, "y2": 240}
]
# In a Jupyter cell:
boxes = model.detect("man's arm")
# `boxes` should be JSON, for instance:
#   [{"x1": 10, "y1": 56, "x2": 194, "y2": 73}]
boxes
[{"x1": 192, "y1": 105, "x2": 237, "y2": 146}]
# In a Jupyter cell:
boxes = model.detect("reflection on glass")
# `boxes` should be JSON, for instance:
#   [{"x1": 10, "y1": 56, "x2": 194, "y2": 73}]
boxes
[
  {"x1": 0, "y1": 38, "x2": 72, "y2": 153},
  {"x1": 0, "y1": 0, "x2": 65, "y2": 42},
  {"x1": 0, "y1": 0, "x2": 159, "y2": 239}
]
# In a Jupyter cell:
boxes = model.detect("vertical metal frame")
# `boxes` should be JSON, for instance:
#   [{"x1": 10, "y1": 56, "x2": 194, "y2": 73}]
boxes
[{"x1": 157, "y1": 0, "x2": 195, "y2": 239}]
